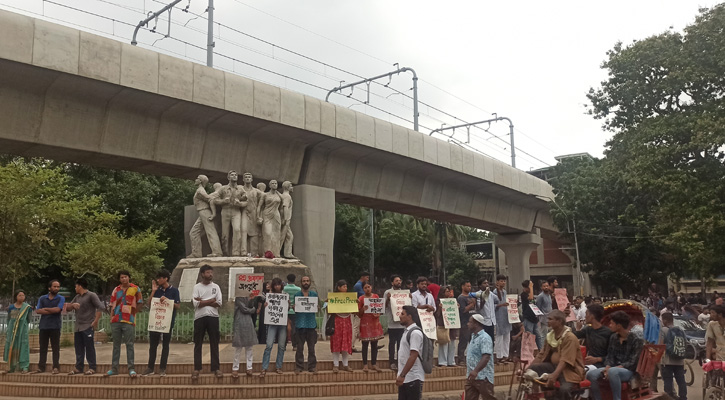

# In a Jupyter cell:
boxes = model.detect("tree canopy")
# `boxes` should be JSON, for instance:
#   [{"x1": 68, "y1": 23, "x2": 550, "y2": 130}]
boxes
[{"x1": 552, "y1": 5, "x2": 725, "y2": 293}]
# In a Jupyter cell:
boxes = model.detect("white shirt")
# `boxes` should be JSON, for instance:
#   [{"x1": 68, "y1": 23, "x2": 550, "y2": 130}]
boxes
[
  {"x1": 411, "y1": 291, "x2": 436, "y2": 311},
  {"x1": 192, "y1": 282, "x2": 222, "y2": 320},
  {"x1": 477, "y1": 290, "x2": 496, "y2": 326},
  {"x1": 398, "y1": 323, "x2": 425, "y2": 383},
  {"x1": 575, "y1": 304, "x2": 587, "y2": 321}
]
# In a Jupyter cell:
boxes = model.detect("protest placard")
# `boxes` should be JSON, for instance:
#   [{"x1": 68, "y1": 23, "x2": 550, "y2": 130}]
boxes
[
  {"x1": 507, "y1": 294, "x2": 521, "y2": 324},
  {"x1": 234, "y1": 273, "x2": 265, "y2": 298},
  {"x1": 419, "y1": 310, "x2": 437, "y2": 340},
  {"x1": 554, "y1": 288, "x2": 576, "y2": 322},
  {"x1": 364, "y1": 297, "x2": 384, "y2": 314},
  {"x1": 389, "y1": 290, "x2": 411, "y2": 322},
  {"x1": 530, "y1": 304, "x2": 544, "y2": 316},
  {"x1": 294, "y1": 296, "x2": 318, "y2": 313},
  {"x1": 327, "y1": 292, "x2": 358, "y2": 313},
  {"x1": 521, "y1": 331, "x2": 537, "y2": 362},
  {"x1": 148, "y1": 298, "x2": 174, "y2": 333},
  {"x1": 440, "y1": 298, "x2": 460, "y2": 329},
  {"x1": 264, "y1": 293, "x2": 289, "y2": 325}
]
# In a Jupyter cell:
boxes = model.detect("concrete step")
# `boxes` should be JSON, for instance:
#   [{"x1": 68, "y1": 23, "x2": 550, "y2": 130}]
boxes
[
  {"x1": 14, "y1": 360, "x2": 515, "y2": 375},
  {"x1": 0, "y1": 377, "x2": 470, "y2": 399}
]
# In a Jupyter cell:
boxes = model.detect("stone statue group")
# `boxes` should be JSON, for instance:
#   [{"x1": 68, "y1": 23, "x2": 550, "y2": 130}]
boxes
[{"x1": 188, "y1": 171, "x2": 295, "y2": 259}]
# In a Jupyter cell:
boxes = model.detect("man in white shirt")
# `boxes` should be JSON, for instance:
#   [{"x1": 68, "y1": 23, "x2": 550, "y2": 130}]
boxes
[
  {"x1": 385, "y1": 274, "x2": 411, "y2": 371},
  {"x1": 411, "y1": 277, "x2": 436, "y2": 312},
  {"x1": 191, "y1": 265, "x2": 223, "y2": 380},
  {"x1": 573, "y1": 296, "x2": 587, "y2": 330},
  {"x1": 474, "y1": 278, "x2": 496, "y2": 342},
  {"x1": 396, "y1": 305, "x2": 425, "y2": 400}
]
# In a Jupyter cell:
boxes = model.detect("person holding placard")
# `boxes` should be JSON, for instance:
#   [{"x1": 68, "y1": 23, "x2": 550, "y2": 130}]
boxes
[
  {"x1": 330, "y1": 280, "x2": 353, "y2": 373},
  {"x1": 294, "y1": 276, "x2": 318, "y2": 374},
  {"x1": 434, "y1": 286, "x2": 457, "y2": 367},
  {"x1": 261, "y1": 278, "x2": 287, "y2": 377},
  {"x1": 192, "y1": 265, "x2": 223, "y2": 380},
  {"x1": 493, "y1": 274, "x2": 511, "y2": 363},
  {"x1": 232, "y1": 291, "x2": 258, "y2": 378},
  {"x1": 521, "y1": 280, "x2": 543, "y2": 350},
  {"x1": 411, "y1": 277, "x2": 436, "y2": 312},
  {"x1": 358, "y1": 282, "x2": 384, "y2": 372},
  {"x1": 143, "y1": 270, "x2": 180, "y2": 377},
  {"x1": 384, "y1": 275, "x2": 409, "y2": 371}
]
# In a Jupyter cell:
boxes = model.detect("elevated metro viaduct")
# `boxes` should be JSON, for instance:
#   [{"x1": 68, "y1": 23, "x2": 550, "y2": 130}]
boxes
[{"x1": 0, "y1": 10, "x2": 585, "y2": 295}]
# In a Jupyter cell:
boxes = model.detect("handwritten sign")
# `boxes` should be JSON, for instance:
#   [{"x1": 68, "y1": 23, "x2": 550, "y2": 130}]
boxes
[
  {"x1": 389, "y1": 290, "x2": 411, "y2": 322},
  {"x1": 419, "y1": 310, "x2": 437, "y2": 340},
  {"x1": 294, "y1": 296, "x2": 318, "y2": 313},
  {"x1": 264, "y1": 293, "x2": 289, "y2": 326},
  {"x1": 554, "y1": 288, "x2": 576, "y2": 322},
  {"x1": 507, "y1": 294, "x2": 521, "y2": 324},
  {"x1": 235, "y1": 273, "x2": 265, "y2": 298},
  {"x1": 327, "y1": 292, "x2": 358, "y2": 313},
  {"x1": 440, "y1": 298, "x2": 460, "y2": 329},
  {"x1": 521, "y1": 331, "x2": 537, "y2": 362},
  {"x1": 530, "y1": 304, "x2": 544, "y2": 316},
  {"x1": 364, "y1": 298, "x2": 384, "y2": 314},
  {"x1": 148, "y1": 298, "x2": 174, "y2": 333}
]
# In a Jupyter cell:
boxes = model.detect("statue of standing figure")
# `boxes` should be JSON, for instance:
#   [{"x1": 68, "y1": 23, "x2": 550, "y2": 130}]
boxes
[
  {"x1": 257, "y1": 180, "x2": 283, "y2": 257},
  {"x1": 239, "y1": 172, "x2": 263, "y2": 257},
  {"x1": 218, "y1": 170, "x2": 247, "y2": 256},
  {"x1": 280, "y1": 181, "x2": 295, "y2": 258},
  {"x1": 188, "y1": 175, "x2": 223, "y2": 258}
]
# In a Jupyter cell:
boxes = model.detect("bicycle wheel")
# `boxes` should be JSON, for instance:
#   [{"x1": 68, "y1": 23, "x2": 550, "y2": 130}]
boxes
[
  {"x1": 685, "y1": 361, "x2": 695, "y2": 386},
  {"x1": 705, "y1": 387, "x2": 725, "y2": 400}
]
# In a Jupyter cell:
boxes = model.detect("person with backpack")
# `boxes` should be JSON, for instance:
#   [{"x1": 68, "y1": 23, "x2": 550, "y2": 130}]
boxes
[
  {"x1": 465, "y1": 313, "x2": 496, "y2": 400},
  {"x1": 658, "y1": 312, "x2": 687, "y2": 400},
  {"x1": 396, "y1": 305, "x2": 430, "y2": 400}
]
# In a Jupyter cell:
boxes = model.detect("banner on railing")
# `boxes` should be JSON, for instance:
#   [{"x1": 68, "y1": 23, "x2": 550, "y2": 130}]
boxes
[{"x1": 148, "y1": 298, "x2": 174, "y2": 333}]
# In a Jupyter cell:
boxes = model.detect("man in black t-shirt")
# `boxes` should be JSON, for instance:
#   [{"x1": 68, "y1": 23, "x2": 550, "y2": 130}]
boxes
[
  {"x1": 520, "y1": 280, "x2": 542, "y2": 349},
  {"x1": 457, "y1": 280, "x2": 476, "y2": 365},
  {"x1": 574, "y1": 304, "x2": 611, "y2": 369}
]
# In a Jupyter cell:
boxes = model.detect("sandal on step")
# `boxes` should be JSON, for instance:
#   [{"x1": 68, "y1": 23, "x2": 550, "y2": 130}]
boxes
[
  {"x1": 68, "y1": 369, "x2": 83, "y2": 375},
  {"x1": 85, "y1": 369, "x2": 96, "y2": 375},
  {"x1": 232, "y1": 370, "x2": 239, "y2": 379}
]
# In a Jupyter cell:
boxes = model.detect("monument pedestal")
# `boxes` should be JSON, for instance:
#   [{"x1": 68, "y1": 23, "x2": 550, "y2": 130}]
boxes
[{"x1": 170, "y1": 257, "x2": 314, "y2": 311}]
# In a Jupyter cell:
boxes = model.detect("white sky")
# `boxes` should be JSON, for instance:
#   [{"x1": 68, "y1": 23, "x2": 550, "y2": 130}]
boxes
[{"x1": 1, "y1": 0, "x2": 721, "y2": 171}]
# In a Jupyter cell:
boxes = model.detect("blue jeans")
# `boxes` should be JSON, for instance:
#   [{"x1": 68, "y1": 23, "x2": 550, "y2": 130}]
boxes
[
  {"x1": 523, "y1": 319, "x2": 543, "y2": 350},
  {"x1": 587, "y1": 367, "x2": 634, "y2": 400},
  {"x1": 262, "y1": 325, "x2": 287, "y2": 371}
]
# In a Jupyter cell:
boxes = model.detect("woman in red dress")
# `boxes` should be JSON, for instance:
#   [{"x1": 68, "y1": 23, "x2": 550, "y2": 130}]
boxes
[
  {"x1": 330, "y1": 279, "x2": 353, "y2": 373},
  {"x1": 358, "y1": 282, "x2": 384, "y2": 372}
]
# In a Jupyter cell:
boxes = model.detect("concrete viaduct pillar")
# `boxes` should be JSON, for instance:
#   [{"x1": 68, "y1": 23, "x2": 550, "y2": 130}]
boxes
[
  {"x1": 495, "y1": 231, "x2": 542, "y2": 293},
  {"x1": 289, "y1": 184, "x2": 336, "y2": 297}
]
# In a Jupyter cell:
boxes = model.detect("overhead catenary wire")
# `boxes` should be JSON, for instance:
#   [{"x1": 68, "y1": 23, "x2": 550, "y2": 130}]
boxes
[{"x1": 4, "y1": 0, "x2": 553, "y2": 169}]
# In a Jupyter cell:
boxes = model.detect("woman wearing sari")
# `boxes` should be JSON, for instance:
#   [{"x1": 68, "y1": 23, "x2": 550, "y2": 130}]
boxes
[{"x1": 3, "y1": 290, "x2": 31, "y2": 373}]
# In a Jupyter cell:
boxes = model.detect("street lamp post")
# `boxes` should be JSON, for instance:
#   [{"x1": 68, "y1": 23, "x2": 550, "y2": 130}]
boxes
[{"x1": 531, "y1": 194, "x2": 583, "y2": 295}]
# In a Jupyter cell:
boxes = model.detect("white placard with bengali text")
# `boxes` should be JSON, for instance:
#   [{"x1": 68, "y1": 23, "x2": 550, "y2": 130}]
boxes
[
  {"x1": 294, "y1": 296, "x2": 318, "y2": 313},
  {"x1": 147, "y1": 298, "x2": 174, "y2": 333},
  {"x1": 389, "y1": 290, "x2": 412, "y2": 322},
  {"x1": 419, "y1": 310, "x2": 437, "y2": 340},
  {"x1": 264, "y1": 293, "x2": 289, "y2": 326},
  {"x1": 364, "y1": 298, "x2": 384, "y2": 314}
]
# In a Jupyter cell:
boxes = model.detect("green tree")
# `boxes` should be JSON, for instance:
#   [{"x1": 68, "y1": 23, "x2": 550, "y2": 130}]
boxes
[
  {"x1": 65, "y1": 228, "x2": 166, "y2": 291},
  {"x1": 333, "y1": 204, "x2": 370, "y2": 285},
  {"x1": 445, "y1": 247, "x2": 479, "y2": 292},
  {"x1": 578, "y1": 4, "x2": 725, "y2": 293},
  {"x1": 0, "y1": 159, "x2": 118, "y2": 294},
  {"x1": 64, "y1": 165, "x2": 194, "y2": 269}
]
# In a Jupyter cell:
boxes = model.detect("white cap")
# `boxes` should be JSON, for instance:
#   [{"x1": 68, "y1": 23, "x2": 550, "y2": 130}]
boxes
[{"x1": 471, "y1": 314, "x2": 485, "y2": 325}]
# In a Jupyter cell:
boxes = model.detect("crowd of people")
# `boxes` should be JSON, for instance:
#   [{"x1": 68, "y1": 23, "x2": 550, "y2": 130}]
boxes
[{"x1": 2, "y1": 269, "x2": 725, "y2": 400}]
